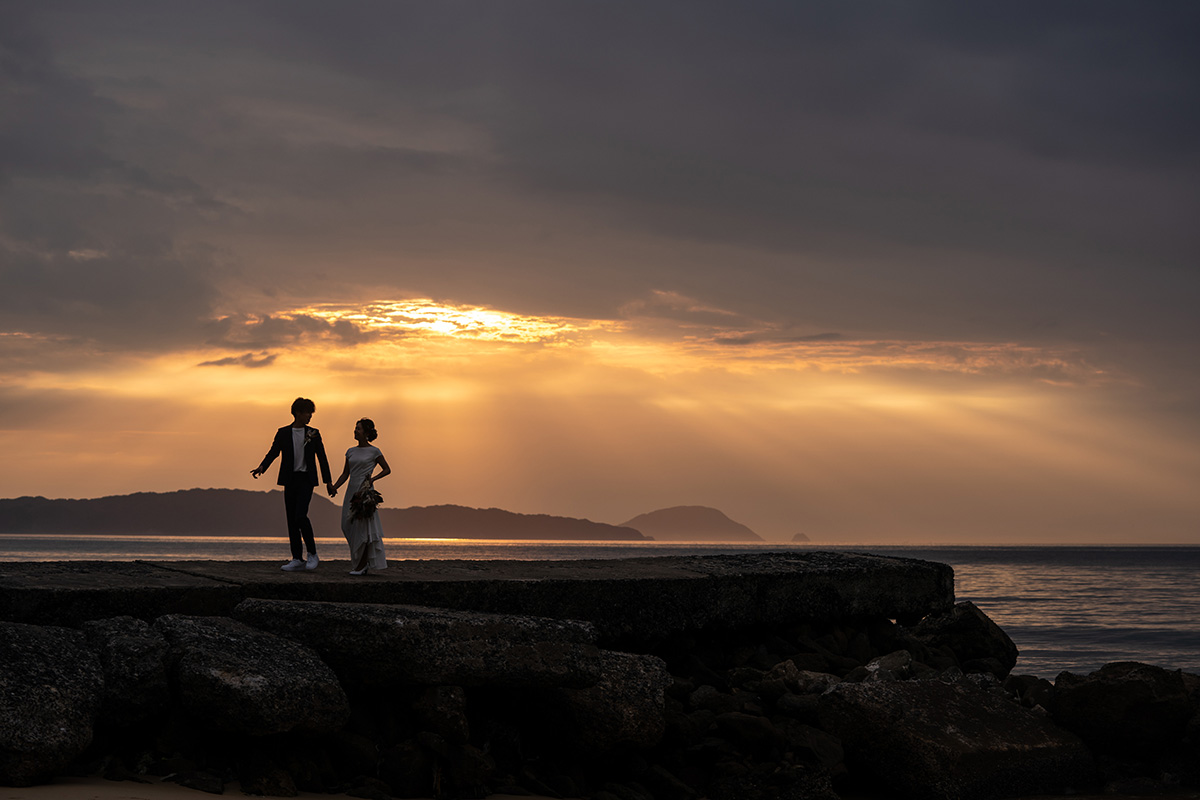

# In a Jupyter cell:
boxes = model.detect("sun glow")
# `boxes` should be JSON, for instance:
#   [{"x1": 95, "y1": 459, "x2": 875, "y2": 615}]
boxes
[{"x1": 299, "y1": 299, "x2": 621, "y2": 344}]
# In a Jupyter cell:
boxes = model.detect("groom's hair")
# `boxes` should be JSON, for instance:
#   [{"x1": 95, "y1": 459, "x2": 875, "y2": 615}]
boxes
[{"x1": 291, "y1": 397, "x2": 316, "y2": 415}]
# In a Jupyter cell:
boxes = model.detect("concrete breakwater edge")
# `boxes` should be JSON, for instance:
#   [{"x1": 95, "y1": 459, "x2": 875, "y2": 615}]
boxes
[{"x1": 1, "y1": 553, "x2": 1197, "y2": 800}]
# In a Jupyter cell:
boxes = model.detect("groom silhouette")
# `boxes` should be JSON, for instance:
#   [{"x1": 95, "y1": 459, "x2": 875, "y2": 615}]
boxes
[{"x1": 251, "y1": 397, "x2": 334, "y2": 571}]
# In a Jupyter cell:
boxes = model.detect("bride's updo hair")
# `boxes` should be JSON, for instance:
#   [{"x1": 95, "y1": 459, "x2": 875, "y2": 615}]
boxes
[{"x1": 358, "y1": 418, "x2": 378, "y2": 442}]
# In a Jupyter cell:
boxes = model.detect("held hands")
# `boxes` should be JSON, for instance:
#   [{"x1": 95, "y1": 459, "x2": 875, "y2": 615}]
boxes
[{"x1": 327, "y1": 483, "x2": 337, "y2": 498}]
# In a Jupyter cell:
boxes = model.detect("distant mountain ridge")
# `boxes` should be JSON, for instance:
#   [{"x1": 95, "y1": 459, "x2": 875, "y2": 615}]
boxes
[
  {"x1": 619, "y1": 505, "x2": 762, "y2": 542},
  {"x1": 0, "y1": 489, "x2": 648, "y2": 541}
]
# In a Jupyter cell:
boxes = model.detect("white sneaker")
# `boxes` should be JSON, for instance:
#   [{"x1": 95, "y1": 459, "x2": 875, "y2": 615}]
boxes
[
  {"x1": 305, "y1": 553, "x2": 320, "y2": 570},
  {"x1": 281, "y1": 559, "x2": 305, "y2": 571}
]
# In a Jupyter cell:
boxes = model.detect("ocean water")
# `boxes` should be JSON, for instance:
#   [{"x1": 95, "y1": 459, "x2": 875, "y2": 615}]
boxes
[{"x1": 1, "y1": 535, "x2": 1197, "y2": 679}]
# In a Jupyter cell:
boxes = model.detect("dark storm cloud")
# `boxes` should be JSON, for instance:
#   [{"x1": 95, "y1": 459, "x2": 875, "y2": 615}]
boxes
[
  {"x1": 1, "y1": 3, "x2": 230, "y2": 349},
  {"x1": 234, "y1": 1, "x2": 1200, "y2": 343},
  {"x1": 4, "y1": 1, "x2": 1198, "y2": 355}
]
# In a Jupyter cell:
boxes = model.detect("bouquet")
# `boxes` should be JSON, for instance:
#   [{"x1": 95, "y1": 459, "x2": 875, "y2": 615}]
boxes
[{"x1": 349, "y1": 481, "x2": 383, "y2": 521}]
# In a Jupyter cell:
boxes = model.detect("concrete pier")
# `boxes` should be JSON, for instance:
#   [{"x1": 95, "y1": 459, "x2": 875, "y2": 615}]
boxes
[{"x1": 0, "y1": 551, "x2": 954, "y2": 644}]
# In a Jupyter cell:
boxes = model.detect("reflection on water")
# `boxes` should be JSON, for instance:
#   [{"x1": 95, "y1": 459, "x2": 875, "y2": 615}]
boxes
[
  {"x1": 2, "y1": 536, "x2": 1197, "y2": 678},
  {"x1": 0, "y1": 534, "x2": 801, "y2": 562}
]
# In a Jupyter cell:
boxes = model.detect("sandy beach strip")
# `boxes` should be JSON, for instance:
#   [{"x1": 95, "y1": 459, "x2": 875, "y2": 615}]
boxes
[{"x1": 0, "y1": 777, "x2": 559, "y2": 800}]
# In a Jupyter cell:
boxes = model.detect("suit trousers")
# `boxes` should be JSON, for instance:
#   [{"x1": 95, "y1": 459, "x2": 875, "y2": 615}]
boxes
[{"x1": 283, "y1": 477, "x2": 317, "y2": 560}]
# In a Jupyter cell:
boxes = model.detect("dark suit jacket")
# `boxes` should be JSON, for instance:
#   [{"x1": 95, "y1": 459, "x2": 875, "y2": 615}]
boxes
[{"x1": 257, "y1": 425, "x2": 333, "y2": 487}]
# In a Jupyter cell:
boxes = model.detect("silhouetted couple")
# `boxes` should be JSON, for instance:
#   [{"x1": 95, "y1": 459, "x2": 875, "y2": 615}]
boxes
[{"x1": 251, "y1": 397, "x2": 389, "y2": 575}]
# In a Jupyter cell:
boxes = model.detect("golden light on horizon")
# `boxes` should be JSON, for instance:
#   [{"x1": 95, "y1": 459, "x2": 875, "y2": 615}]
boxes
[{"x1": 5, "y1": 294, "x2": 1194, "y2": 543}]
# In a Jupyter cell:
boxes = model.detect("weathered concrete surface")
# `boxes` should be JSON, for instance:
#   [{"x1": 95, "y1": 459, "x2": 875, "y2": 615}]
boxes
[
  {"x1": 0, "y1": 561, "x2": 241, "y2": 627},
  {"x1": 234, "y1": 598, "x2": 604, "y2": 688},
  {"x1": 0, "y1": 552, "x2": 954, "y2": 644}
]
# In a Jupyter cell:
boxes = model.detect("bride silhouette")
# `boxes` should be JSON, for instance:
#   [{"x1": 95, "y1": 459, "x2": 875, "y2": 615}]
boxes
[{"x1": 330, "y1": 417, "x2": 390, "y2": 575}]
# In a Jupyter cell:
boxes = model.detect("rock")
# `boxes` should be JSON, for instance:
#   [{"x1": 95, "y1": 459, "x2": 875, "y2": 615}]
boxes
[
  {"x1": 523, "y1": 769, "x2": 566, "y2": 797},
  {"x1": 1004, "y1": 673, "x2": 1055, "y2": 710},
  {"x1": 794, "y1": 635, "x2": 862, "y2": 675},
  {"x1": 641, "y1": 765, "x2": 695, "y2": 800},
  {"x1": 708, "y1": 762, "x2": 839, "y2": 800},
  {"x1": 818, "y1": 679, "x2": 1094, "y2": 800},
  {"x1": 442, "y1": 743, "x2": 496, "y2": 797},
  {"x1": 345, "y1": 783, "x2": 391, "y2": 800},
  {"x1": 378, "y1": 741, "x2": 435, "y2": 798},
  {"x1": 796, "y1": 669, "x2": 842, "y2": 694},
  {"x1": 1052, "y1": 661, "x2": 1193, "y2": 756},
  {"x1": 538, "y1": 771, "x2": 580, "y2": 798},
  {"x1": 714, "y1": 712, "x2": 785, "y2": 758},
  {"x1": 323, "y1": 730, "x2": 381, "y2": 782},
  {"x1": 786, "y1": 651, "x2": 838, "y2": 674},
  {"x1": 775, "y1": 693, "x2": 821, "y2": 724},
  {"x1": 663, "y1": 705, "x2": 712, "y2": 749},
  {"x1": 842, "y1": 665, "x2": 871, "y2": 683},
  {"x1": 748, "y1": 677, "x2": 787, "y2": 705},
  {"x1": 413, "y1": 685, "x2": 470, "y2": 745},
  {"x1": 688, "y1": 684, "x2": 744, "y2": 715},
  {"x1": 761, "y1": 660, "x2": 800, "y2": 692},
  {"x1": 80, "y1": 615, "x2": 170, "y2": 730},
  {"x1": 679, "y1": 653, "x2": 727, "y2": 690},
  {"x1": 865, "y1": 649, "x2": 915, "y2": 680},
  {"x1": 726, "y1": 666, "x2": 764, "y2": 688},
  {"x1": 237, "y1": 758, "x2": 298, "y2": 797},
  {"x1": 555, "y1": 650, "x2": 673, "y2": 751},
  {"x1": 0, "y1": 622, "x2": 103, "y2": 786},
  {"x1": 909, "y1": 601, "x2": 1018, "y2": 679},
  {"x1": 154, "y1": 614, "x2": 349, "y2": 736},
  {"x1": 233, "y1": 598, "x2": 603, "y2": 688},
  {"x1": 1104, "y1": 775, "x2": 1177, "y2": 795},
  {"x1": 100, "y1": 756, "x2": 151, "y2": 784},
  {"x1": 776, "y1": 718, "x2": 844, "y2": 773},
  {"x1": 163, "y1": 770, "x2": 225, "y2": 794}
]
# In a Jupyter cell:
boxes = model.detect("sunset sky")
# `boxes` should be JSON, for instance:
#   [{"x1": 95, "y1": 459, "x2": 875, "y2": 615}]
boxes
[{"x1": 2, "y1": 3, "x2": 1198, "y2": 543}]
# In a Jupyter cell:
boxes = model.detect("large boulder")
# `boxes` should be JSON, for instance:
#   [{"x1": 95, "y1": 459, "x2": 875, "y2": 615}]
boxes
[
  {"x1": 81, "y1": 615, "x2": 170, "y2": 730},
  {"x1": 554, "y1": 650, "x2": 673, "y2": 751},
  {"x1": 0, "y1": 622, "x2": 104, "y2": 785},
  {"x1": 233, "y1": 598, "x2": 603, "y2": 688},
  {"x1": 154, "y1": 614, "x2": 349, "y2": 736},
  {"x1": 819, "y1": 679, "x2": 1094, "y2": 800},
  {"x1": 1052, "y1": 662, "x2": 1193, "y2": 756},
  {"x1": 908, "y1": 601, "x2": 1018, "y2": 679}
]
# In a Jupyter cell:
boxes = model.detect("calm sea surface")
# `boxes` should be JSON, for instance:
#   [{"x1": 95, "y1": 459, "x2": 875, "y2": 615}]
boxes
[{"x1": 2, "y1": 536, "x2": 1197, "y2": 679}]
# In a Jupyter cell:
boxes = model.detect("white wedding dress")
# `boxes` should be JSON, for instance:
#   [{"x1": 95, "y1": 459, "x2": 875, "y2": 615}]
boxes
[{"x1": 341, "y1": 445, "x2": 387, "y2": 570}]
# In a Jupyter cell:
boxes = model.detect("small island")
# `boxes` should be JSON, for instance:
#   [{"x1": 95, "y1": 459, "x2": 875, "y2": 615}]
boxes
[{"x1": 619, "y1": 505, "x2": 763, "y2": 542}]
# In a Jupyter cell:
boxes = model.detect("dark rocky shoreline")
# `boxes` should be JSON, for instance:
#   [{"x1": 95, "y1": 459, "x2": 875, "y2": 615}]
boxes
[{"x1": 1, "y1": 553, "x2": 1197, "y2": 799}]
